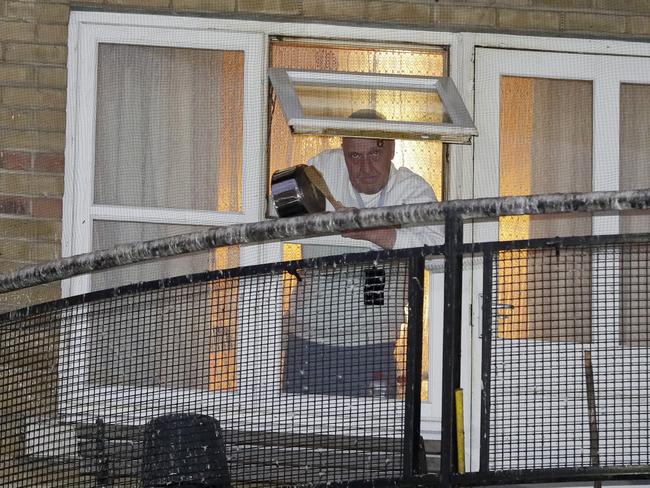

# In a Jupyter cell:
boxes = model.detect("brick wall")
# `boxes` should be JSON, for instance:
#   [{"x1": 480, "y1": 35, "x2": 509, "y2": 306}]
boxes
[
  {"x1": 1, "y1": 0, "x2": 649, "y2": 313},
  {"x1": 1, "y1": 0, "x2": 68, "y2": 313}
]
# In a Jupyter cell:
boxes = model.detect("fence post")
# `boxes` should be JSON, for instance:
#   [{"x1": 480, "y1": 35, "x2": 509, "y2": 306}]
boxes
[
  {"x1": 403, "y1": 254, "x2": 425, "y2": 477},
  {"x1": 440, "y1": 212, "x2": 464, "y2": 487},
  {"x1": 480, "y1": 247, "x2": 494, "y2": 473}
]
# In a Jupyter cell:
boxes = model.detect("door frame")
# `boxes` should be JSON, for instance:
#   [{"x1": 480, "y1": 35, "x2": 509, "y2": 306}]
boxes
[{"x1": 470, "y1": 46, "x2": 650, "y2": 471}]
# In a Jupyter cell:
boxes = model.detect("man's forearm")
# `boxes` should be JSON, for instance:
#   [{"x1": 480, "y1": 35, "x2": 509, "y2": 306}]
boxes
[
  {"x1": 342, "y1": 227, "x2": 397, "y2": 249},
  {"x1": 393, "y1": 224, "x2": 444, "y2": 249}
]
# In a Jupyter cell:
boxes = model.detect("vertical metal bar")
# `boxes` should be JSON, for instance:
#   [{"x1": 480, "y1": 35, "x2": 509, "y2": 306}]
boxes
[
  {"x1": 94, "y1": 417, "x2": 108, "y2": 488},
  {"x1": 480, "y1": 247, "x2": 494, "y2": 472},
  {"x1": 584, "y1": 350, "x2": 602, "y2": 488},
  {"x1": 440, "y1": 213, "x2": 464, "y2": 487},
  {"x1": 403, "y1": 253, "x2": 425, "y2": 477}
]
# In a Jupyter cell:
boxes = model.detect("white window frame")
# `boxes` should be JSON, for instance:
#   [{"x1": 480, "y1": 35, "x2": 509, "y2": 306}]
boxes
[
  {"x1": 60, "y1": 10, "x2": 650, "y2": 466},
  {"x1": 62, "y1": 16, "x2": 268, "y2": 298}
]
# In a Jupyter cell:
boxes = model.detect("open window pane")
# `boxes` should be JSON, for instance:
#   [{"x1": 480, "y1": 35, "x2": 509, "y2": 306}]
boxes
[
  {"x1": 269, "y1": 67, "x2": 476, "y2": 143},
  {"x1": 294, "y1": 83, "x2": 450, "y2": 123},
  {"x1": 94, "y1": 43, "x2": 244, "y2": 212}
]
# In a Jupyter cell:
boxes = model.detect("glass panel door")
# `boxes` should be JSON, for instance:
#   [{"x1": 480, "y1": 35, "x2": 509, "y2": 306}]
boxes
[{"x1": 472, "y1": 48, "x2": 650, "y2": 470}]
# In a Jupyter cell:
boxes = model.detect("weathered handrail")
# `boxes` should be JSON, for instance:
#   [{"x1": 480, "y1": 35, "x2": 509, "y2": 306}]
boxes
[{"x1": 1, "y1": 189, "x2": 648, "y2": 293}]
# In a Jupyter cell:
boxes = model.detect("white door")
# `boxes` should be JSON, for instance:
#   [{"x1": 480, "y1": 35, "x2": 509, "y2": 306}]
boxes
[{"x1": 470, "y1": 48, "x2": 650, "y2": 473}]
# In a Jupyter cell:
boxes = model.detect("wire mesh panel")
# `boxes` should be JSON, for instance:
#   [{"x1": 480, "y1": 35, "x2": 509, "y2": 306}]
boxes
[
  {"x1": 488, "y1": 239, "x2": 650, "y2": 471},
  {"x1": 0, "y1": 250, "x2": 422, "y2": 487}
]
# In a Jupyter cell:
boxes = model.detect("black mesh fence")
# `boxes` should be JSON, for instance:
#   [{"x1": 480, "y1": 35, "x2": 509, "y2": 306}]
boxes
[
  {"x1": 0, "y1": 250, "x2": 425, "y2": 488},
  {"x1": 3, "y1": 222, "x2": 650, "y2": 487},
  {"x1": 485, "y1": 237, "x2": 650, "y2": 474}
]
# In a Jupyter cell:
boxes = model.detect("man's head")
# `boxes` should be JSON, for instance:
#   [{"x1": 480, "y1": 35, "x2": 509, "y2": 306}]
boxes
[{"x1": 342, "y1": 109, "x2": 395, "y2": 195}]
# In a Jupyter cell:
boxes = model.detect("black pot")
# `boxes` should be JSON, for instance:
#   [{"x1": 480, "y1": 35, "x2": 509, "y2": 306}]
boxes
[{"x1": 141, "y1": 414, "x2": 231, "y2": 488}]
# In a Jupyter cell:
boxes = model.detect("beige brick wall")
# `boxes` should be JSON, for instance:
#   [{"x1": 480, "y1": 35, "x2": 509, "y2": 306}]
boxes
[
  {"x1": 1, "y1": 0, "x2": 67, "y2": 314},
  {"x1": 0, "y1": 0, "x2": 649, "y2": 315}
]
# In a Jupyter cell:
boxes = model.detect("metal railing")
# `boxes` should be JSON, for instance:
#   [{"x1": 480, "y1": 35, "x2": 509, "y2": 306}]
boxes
[
  {"x1": 2, "y1": 189, "x2": 650, "y2": 487},
  {"x1": 0, "y1": 249, "x2": 427, "y2": 487}
]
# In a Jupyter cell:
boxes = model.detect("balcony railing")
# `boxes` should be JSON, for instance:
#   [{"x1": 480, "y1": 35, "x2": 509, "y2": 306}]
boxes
[{"x1": 1, "y1": 189, "x2": 649, "y2": 487}]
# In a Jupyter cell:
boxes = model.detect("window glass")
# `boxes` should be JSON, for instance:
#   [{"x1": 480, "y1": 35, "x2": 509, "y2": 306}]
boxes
[
  {"x1": 620, "y1": 83, "x2": 650, "y2": 347},
  {"x1": 91, "y1": 221, "x2": 240, "y2": 392},
  {"x1": 91, "y1": 221, "x2": 239, "y2": 291},
  {"x1": 498, "y1": 76, "x2": 593, "y2": 342},
  {"x1": 94, "y1": 43, "x2": 244, "y2": 212}
]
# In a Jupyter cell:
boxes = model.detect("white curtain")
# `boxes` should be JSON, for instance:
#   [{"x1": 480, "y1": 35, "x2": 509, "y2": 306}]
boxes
[
  {"x1": 92, "y1": 43, "x2": 244, "y2": 289},
  {"x1": 89, "y1": 44, "x2": 245, "y2": 390}
]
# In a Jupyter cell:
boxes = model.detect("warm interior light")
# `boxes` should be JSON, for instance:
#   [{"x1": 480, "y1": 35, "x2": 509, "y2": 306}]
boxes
[
  {"x1": 270, "y1": 40, "x2": 446, "y2": 400},
  {"x1": 498, "y1": 76, "x2": 533, "y2": 340}
]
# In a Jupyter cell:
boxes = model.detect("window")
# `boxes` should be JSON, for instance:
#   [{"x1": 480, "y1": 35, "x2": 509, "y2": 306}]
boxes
[
  {"x1": 62, "y1": 15, "x2": 267, "y2": 417},
  {"x1": 63, "y1": 19, "x2": 266, "y2": 296},
  {"x1": 265, "y1": 39, "x2": 453, "y2": 411}
]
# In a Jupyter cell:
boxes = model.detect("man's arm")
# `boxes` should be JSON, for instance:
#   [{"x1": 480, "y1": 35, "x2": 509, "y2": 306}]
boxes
[
  {"x1": 340, "y1": 219, "x2": 397, "y2": 249},
  {"x1": 393, "y1": 172, "x2": 443, "y2": 249},
  {"x1": 341, "y1": 172, "x2": 443, "y2": 250}
]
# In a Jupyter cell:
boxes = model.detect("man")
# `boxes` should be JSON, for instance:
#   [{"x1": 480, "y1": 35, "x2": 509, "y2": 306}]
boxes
[{"x1": 283, "y1": 109, "x2": 443, "y2": 397}]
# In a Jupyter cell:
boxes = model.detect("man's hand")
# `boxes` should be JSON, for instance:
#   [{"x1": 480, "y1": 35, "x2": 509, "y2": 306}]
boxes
[{"x1": 338, "y1": 207, "x2": 397, "y2": 249}]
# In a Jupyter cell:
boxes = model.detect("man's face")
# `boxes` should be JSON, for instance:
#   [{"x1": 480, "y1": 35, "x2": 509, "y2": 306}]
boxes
[{"x1": 341, "y1": 137, "x2": 395, "y2": 195}]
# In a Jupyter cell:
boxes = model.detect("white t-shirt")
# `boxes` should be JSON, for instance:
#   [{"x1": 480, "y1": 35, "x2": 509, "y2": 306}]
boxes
[
  {"x1": 309, "y1": 148, "x2": 444, "y2": 249},
  {"x1": 285, "y1": 149, "x2": 443, "y2": 346}
]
